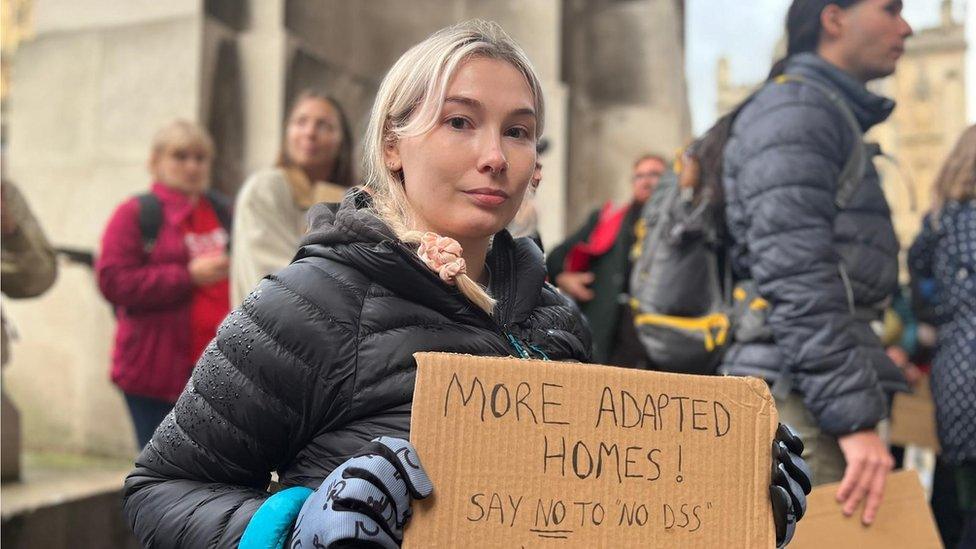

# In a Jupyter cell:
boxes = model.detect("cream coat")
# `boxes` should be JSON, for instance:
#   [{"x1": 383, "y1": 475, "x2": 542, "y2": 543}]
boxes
[{"x1": 230, "y1": 168, "x2": 346, "y2": 304}]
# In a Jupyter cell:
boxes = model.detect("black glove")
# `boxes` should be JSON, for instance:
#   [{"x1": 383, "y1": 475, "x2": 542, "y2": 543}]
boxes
[
  {"x1": 290, "y1": 437, "x2": 433, "y2": 548},
  {"x1": 770, "y1": 423, "x2": 812, "y2": 548}
]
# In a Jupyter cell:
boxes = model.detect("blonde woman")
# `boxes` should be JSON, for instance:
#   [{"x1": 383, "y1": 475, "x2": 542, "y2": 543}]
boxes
[
  {"x1": 96, "y1": 120, "x2": 231, "y2": 448},
  {"x1": 122, "y1": 22, "x2": 808, "y2": 548},
  {"x1": 230, "y1": 91, "x2": 355, "y2": 304},
  {"x1": 909, "y1": 124, "x2": 976, "y2": 547}
]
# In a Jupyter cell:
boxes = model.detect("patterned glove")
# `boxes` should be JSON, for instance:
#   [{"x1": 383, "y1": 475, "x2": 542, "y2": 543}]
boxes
[
  {"x1": 289, "y1": 437, "x2": 433, "y2": 548},
  {"x1": 770, "y1": 423, "x2": 812, "y2": 548}
]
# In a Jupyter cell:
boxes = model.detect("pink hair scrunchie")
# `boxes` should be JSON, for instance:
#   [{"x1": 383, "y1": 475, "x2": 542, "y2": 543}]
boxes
[{"x1": 417, "y1": 232, "x2": 466, "y2": 285}]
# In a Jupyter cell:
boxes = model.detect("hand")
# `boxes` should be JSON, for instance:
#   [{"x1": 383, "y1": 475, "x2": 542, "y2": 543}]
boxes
[
  {"x1": 769, "y1": 423, "x2": 812, "y2": 548},
  {"x1": 836, "y1": 430, "x2": 894, "y2": 525},
  {"x1": 555, "y1": 271, "x2": 595, "y2": 302},
  {"x1": 290, "y1": 437, "x2": 433, "y2": 549},
  {"x1": 188, "y1": 254, "x2": 229, "y2": 286}
]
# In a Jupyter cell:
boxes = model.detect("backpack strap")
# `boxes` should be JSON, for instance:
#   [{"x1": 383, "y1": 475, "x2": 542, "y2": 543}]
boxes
[
  {"x1": 775, "y1": 75, "x2": 868, "y2": 209},
  {"x1": 137, "y1": 190, "x2": 233, "y2": 255},
  {"x1": 136, "y1": 193, "x2": 163, "y2": 254},
  {"x1": 204, "y1": 189, "x2": 233, "y2": 232},
  {"x1": 204, "y1": 189, "x2": 234, "y2": 252}
]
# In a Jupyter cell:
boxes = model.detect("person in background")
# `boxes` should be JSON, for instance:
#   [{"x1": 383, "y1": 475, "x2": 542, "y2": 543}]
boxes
[
  {"x1": 546, "y1": 153, "x2": 666, "y2": 366},
  {"x1": 96, "y1": 120, "x2": 231, "y2": 449},
  {"x1": 507, "y1": 138, "x2": 546, "y2": 250},
  {"x1": 717, "y1": 0, "x2": 912, "y2": 525},
  {"x1": 1, "y1": 178, "x2": 58, "y2": 480},
  {"x1": 230, "y1": 90, "x2": 355, "y2": 304},
  {"x1": 909, "y1": 124, "x2": 976, "y2": 548},
  {"x1": 1, "y1": 180, "x2": 58, "y2": 366}
]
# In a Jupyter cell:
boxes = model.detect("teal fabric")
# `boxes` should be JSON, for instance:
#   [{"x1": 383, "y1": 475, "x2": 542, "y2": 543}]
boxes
[{"x1": 239, "y1": 486, "x2": 313, "y2": 549}]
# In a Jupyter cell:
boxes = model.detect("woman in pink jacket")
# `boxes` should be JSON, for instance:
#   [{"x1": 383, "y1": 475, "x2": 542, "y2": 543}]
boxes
[{"x1": 96, "y1": 120, "x2": 232, "y2": 448}]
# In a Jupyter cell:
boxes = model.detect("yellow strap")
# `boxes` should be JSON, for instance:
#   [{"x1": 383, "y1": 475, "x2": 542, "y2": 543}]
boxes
[
  {"x1": 749, "y1": 297, "x2": 769, "y2": 311},
  {"x1": 630, "y1": 218, "x2": 647, "y2": 260},
  {"x1": 733, "y1": 286, "x2": 769, "y2": 310},
  {"x1": 632, "y1": 311, "x2": 730, "y2": 352}
]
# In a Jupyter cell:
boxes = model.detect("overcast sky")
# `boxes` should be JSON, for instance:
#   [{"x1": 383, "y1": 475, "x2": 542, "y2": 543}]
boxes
[{"x1": 685, "y1": 0, "x2": 976, "y2": 134}]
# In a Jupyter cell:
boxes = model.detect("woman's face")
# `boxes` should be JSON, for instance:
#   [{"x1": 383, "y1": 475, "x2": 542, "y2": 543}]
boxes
[
  {"x1": 285, "y1": 97, "x2": 344, "y2": 175},
  {"x1": 388, "y1": 57, "x2": 538, "y2": 241},
  {"x1": 152, "y1": 145, "x2": 211, "y2": 195}
]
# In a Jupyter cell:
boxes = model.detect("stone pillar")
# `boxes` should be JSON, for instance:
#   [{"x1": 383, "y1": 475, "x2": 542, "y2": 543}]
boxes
[
  {"x1": 562, "y1": 0, "x2": 691, "y2": 231},
  {"x1": 239, "y1": 0, "x2": 288, "y2": 175}
]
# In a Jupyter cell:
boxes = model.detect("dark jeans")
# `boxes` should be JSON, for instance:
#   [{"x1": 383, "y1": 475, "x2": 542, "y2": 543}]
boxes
[
  {"x1": 961, "y1": 513, "x2": 976, "y2": 549},
  {"x1": 958, "y1": 463, "x2": 976, "y2": 549},
  {"x1": 124, "y1": 393, "x2": 174, "y2": 449}
]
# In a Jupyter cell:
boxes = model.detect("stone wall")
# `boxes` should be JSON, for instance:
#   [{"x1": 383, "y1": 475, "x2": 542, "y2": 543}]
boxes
[
  {"x1": 4, "y1": 0, "x2": 688, "y2": 458},
  {"x1": 562, "y1": 0, "x2": 691, "y2": 226},
  {"x1": 6, "y1": 2, "x2": 204, "y2": 457}
]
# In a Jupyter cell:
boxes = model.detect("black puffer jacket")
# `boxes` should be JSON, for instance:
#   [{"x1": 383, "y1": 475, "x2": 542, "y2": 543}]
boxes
[
  {"x1": 121, "y1": 190, "x2": 591, "y2": 548},
  {"x1": 720, "y1": 53, "x2": 907, "y2": 436}
]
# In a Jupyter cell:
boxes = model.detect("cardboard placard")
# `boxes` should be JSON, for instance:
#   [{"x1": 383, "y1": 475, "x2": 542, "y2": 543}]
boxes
[
  {"x1": 404, "y1": 353, "x2": 778, "y2": 548},
  {"x1": 889, "y1": 377, "x2": 941, "y2": 452},
  {"x1": 789, "y1": 469, "x2": 943, "y2": 548}
]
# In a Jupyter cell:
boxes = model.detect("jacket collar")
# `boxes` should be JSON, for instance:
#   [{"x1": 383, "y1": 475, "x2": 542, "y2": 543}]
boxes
[
  {"x1": 785, "y1": 53, "x2": 896, "y2": 131},
  {"x1": 297, "y1": 189, "x2": 546, "y2": 327}
]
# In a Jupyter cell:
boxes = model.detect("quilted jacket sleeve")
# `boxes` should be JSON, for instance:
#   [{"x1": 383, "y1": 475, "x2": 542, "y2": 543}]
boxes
[
  {"x1": 122, "y1": 260, "x2": 359, "y2": 548},
  {"x1": 731, "y1": 96, "x2": 887, "y2": 436}
]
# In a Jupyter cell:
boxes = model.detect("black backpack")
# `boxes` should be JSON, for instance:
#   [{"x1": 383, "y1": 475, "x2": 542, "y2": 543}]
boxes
[
  {"x1": 136, "y1": 189, "x2": 233, "y2": 254},
  {"x1": 629, "y1": 74, "x2": 871, "y2": 375}
]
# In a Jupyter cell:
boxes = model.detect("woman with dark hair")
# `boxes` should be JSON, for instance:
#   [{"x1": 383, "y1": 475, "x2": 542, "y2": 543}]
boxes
[
  {"x1": 910, "y1": 125, "x2": 976, "y2": 548},
  {"x1": 230, "y1": 90, "x2": 355, "y2": 304}
]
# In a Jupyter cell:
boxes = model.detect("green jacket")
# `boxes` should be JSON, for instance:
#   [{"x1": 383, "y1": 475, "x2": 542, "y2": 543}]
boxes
[{"x1": 546, "y1": 203, "x2": 641, "y2": 363}]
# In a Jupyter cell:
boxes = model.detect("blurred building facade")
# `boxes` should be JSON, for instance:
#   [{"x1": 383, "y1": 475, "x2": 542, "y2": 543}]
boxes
[
  {"x1": 3, "y1": 0, "x2": 690, "y2": 458},
  {"x1": 714, "y1": 0, "x2": 968, "y2": 261}
]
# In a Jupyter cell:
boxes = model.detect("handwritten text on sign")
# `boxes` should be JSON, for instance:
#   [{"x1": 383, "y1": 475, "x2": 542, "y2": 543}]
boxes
[{"x1": 405, "y1": 353, "x2": 777, "y2": 548}]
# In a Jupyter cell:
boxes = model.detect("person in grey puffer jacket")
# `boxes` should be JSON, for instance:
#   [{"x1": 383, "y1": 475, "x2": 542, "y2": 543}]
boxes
[{"x1": 720, "y1": 0, "x2": 911, "y2": 526}]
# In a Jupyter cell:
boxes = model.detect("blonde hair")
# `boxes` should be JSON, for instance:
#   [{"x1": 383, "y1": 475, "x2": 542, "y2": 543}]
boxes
[
  {"x1": 363, "y1": 20, "x2": 545, "y2": 314},
  {"x1": 932, "y1": 124, "x2": 976, "y2": 216},
  {"x1": 150, "y1": 119, "x2": 214, "y2": 162}
]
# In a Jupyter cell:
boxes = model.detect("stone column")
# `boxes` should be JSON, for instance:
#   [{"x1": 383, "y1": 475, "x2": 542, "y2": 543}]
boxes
[{"x1": 561, "y1": 0, "x2": 691, "y2": 231}]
